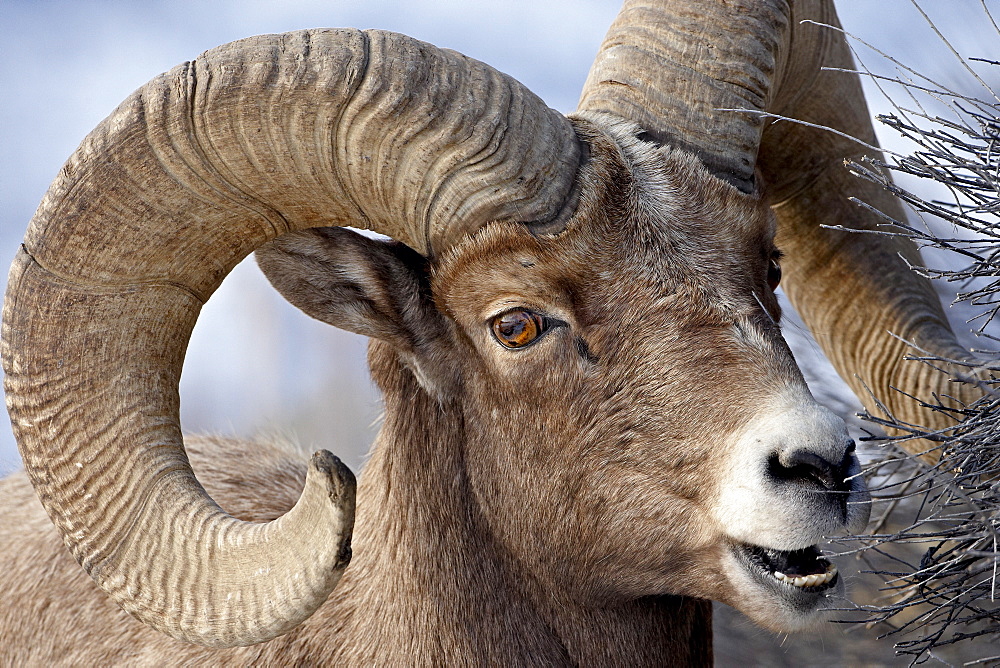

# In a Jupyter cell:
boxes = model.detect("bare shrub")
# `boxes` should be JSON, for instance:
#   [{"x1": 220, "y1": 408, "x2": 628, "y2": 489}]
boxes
[{"x1": 828, "y1": 5, "x2": 1000, "y2": 663}]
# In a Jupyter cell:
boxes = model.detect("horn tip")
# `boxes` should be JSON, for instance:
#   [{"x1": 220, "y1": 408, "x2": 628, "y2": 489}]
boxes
[{"x1": 308, "y1": 450, "x2": 357, "y2": 503}]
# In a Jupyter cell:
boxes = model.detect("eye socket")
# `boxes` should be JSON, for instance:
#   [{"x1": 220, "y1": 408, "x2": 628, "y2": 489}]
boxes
[
  {"x1": 767, "y1": 253, "x2": 782, "y2": 291},
  {"x1": 491, "y1": 309, "x2": 548, "y2": 349}
]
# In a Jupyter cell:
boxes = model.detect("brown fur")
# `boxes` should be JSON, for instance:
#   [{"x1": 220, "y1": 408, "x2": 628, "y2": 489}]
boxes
[{"x1": 1, "y1": 119, "x2": 818, "y2": 665}]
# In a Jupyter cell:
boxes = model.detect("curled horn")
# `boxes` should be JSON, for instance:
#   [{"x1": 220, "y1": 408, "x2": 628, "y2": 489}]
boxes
[
  {"x1": 576, "y1": 0, "x2": 979, "y2": 442},
  {"x1": 1, "y1": 28, "x2": 579, "y2": 647}
]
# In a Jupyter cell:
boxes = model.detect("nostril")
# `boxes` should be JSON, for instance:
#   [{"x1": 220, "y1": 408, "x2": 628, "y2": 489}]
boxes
[{"x1": 769, "y1": 443, "x2": 854, "y2": 492}]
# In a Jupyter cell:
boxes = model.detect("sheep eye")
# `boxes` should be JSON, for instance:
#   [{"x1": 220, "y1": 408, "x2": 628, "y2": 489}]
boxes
[
  {"x1": 767, "y1": 254, "x2": 782, "y2": 291},
  {"x1": 491, "y1": 309, "x2": 547, "y2": 349}
]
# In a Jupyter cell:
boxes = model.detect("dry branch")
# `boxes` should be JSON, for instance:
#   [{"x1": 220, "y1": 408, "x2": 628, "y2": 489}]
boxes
[{"x1": 830, "y1": 9, "x2": 1000, "y2": 662}]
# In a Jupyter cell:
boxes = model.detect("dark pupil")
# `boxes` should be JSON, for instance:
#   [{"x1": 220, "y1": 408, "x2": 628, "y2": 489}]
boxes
[
  {"x1": 768, "y1": 259, "x2": 782, "y2": 289},
  {"x1": 498, "y1": 315, "x2": 527, "y2": 338}
]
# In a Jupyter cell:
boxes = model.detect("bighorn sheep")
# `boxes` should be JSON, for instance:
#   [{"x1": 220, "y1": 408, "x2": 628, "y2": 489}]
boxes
[{"x1": 0, "y1": 0, "x2": 980, "y2": 664}]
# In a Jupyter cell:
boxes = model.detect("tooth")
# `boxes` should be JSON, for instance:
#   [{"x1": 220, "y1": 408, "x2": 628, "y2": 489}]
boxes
[
  {"x1": 793, "y1": 576, "x2": 806, "y2": 587},
  {"x1": 774, "y1": 571, "x2": 786, "y2": 581}
]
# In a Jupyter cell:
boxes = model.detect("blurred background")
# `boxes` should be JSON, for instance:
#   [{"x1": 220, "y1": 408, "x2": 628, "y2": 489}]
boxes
[{"x1": 2, "y1": 1, "x2": 998, "y2": 663}]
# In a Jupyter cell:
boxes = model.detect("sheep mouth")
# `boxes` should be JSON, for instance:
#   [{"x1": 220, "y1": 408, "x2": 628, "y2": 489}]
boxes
[{"x1": 732, "y1": 543, "x2": 839, "y2": 594}]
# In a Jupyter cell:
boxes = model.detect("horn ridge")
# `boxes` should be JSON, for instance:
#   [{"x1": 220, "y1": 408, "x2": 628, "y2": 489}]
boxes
[{"x1": 577, "y1": 0, "x2": 791, "y2": 193}]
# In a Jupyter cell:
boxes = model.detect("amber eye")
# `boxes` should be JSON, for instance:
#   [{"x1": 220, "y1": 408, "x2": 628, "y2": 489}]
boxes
[
  {"x1": 767, "y1": 255, "x2": 782, "y2": 291},
  {"x1": 491, "y1": 309, "x2": 547, "y2": 349}
]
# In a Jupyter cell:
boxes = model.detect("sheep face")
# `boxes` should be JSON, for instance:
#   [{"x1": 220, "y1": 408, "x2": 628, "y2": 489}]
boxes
[
  {"x1": 430, "y1": 122, "x2": 868, "y2": 631},
  {"x1": 261, "y1": 119, "x2": 869, "y2": 632}
]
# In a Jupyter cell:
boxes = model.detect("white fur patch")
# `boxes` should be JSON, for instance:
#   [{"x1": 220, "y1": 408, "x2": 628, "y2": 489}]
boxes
[{"x1": 711, "y1": 388, "x2": 870, "y2": 550}]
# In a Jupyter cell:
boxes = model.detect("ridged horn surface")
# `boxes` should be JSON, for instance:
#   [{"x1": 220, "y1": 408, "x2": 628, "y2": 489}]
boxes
[
  {"x1": 758, "y1": 0, "x2": 982, "y2": 444},
  {"x1": 577, "y1": 0, "x2": 790, "y2": 193},
  {"x1": 1, "y1": 28, "x2": 579, "y2": 647}
]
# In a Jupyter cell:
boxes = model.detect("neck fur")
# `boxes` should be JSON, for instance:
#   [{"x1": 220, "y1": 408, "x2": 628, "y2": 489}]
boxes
[{"x1": 307, "y1": 345, "x2": 714, "y2": 665}]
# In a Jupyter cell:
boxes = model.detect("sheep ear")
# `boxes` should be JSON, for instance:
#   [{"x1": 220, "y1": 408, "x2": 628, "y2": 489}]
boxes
[{"x1": 256, "y1": 227, "x2": 441, "y2": 355}]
